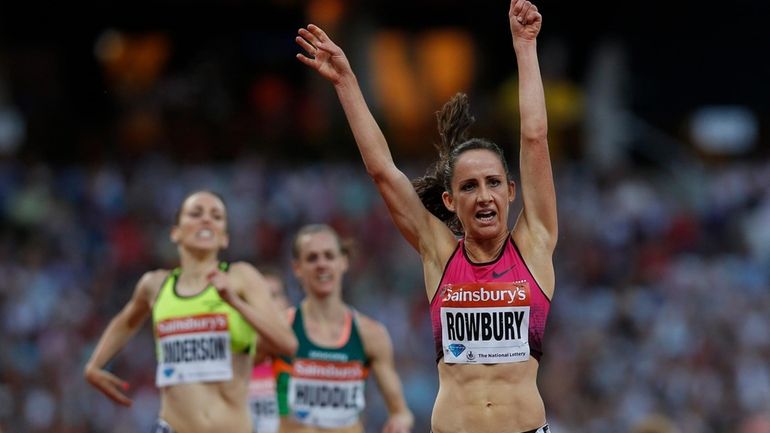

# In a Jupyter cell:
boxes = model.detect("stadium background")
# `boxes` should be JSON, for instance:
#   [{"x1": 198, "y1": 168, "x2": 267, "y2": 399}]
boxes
[{"x1": 0, "y1": 0, "x2": 769, "y2": 432}]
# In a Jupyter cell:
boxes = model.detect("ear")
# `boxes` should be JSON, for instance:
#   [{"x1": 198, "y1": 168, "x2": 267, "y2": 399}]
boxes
[
  {"x1": 291, "y1": 259, "x2": 302, "y2": 280},
  {"x1": 340, "y1": 253, "x2": 350, "y2": 273},
  {"x1": 170, "y1": 225, "x2": 181, "y2": 243},
  {"x1": 442, "y1": 191, "x2": 455, "y2": 213},
  {"x1": 508, "y1": 180, "x2": 516, "y2": 203}
]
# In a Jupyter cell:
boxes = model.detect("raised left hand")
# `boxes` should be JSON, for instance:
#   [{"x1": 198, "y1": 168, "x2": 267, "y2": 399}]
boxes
[{"x1": 509, "y1": 0, "x2": 542, "y2": 42}]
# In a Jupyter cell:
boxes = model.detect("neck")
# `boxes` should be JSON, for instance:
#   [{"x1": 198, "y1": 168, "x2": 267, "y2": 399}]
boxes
[
  {"x1": 302, "y1": 295, "x2": 347, "y2": 323},
  {"x1": 177, "y1": 248, "x2": 220, "y2": 277},
  {"x1": 464, "y1": 231, "x2": 509, "y2": 263}
]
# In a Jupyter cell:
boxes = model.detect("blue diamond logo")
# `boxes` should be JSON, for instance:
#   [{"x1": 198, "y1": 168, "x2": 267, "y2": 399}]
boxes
[
  {"x1": 164, "y1": 367, "x2": 174, "y2": 377},
  {"x1": 448, "y1": 344, "x2": 466, "y2": 357},
  {"x1": 295, "y1": 410, "x2": 309, "y2": 420}
]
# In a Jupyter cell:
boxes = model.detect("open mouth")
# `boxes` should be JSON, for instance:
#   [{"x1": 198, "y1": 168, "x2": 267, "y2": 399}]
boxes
[
  {"x1": 475, "y1": 210, "x2": 496, "y2": 223},
  {"x1": 196, "y1": 229, "x2": 214, "y2": 239}
]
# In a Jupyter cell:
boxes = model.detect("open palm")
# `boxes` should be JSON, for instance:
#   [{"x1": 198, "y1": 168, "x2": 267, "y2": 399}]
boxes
[{"x1": 296, "y1": 24, "x2": 353, "y2": 85}]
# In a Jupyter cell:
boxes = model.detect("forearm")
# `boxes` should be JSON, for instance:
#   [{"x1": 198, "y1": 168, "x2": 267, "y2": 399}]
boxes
[
  {"x1": 375, "y1": 365, "x2": 414, "y2": 428},
  {"x1": 85, "y1": 314, "x2": 142, "y2": 371},
  {"x1": 514, "y1": 40, "x2": 547, "y2": 141},
  {"x1": 234, "y1": 299, "x2": 297, "y2": 356},
  {"x1": 334, "y1": 75, "x2": 396, "y2": 180}
]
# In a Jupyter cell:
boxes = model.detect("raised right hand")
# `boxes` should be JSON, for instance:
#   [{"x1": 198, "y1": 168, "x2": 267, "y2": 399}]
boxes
[
  {"x1": 84, "y1": 366, "x2": 132, "y2": 406},
  {"x1": 295, "y1": 24, "x2": 353, "y2": 85}
]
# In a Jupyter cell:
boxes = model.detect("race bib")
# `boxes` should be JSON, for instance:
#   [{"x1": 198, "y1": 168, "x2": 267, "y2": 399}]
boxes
[
  {"x1": 288, "y1": 359, "x2": 366, "y2": 429},
  {"x1": 250, "y1": 364, "x2": 280, "y2": 433},
  {"x1": 250, "y1": 394, "x2": 279, "y2": 433},
  {"x1": 155, "y1": 313, "x2": 233, "y2": 386},
  {"x1": 440, "y1": 282, "x2": 531, "y2": 364}
]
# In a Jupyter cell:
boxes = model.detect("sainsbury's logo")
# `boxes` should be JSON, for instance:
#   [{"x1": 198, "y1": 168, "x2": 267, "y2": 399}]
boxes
[
  {"x1": 157, "y1": 314, "x2": 228, "y2": 336},
  {"x1": 442, "y1": 285, "x2": 527, "y2": 305}
]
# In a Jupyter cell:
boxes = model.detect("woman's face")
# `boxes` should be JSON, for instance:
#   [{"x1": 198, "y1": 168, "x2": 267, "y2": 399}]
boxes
[
  {"x1": 171, "y1": 192, "x2": 229, "y2": 253},
  {"x1": 292, "y1": 230, "x2": 348, "y2": 299},
  {"x1": 442, "y1": 148, "x2": 514, "y2": 239}
]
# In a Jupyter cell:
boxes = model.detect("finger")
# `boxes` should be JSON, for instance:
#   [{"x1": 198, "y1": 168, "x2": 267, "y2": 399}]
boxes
[
  {"x1": 206, "y1": 270, "x2": 220, "y2": 282},
  {"x1": 518, "y1": 1, "x2": 532, "y2": 22},
  {"x1": 100, "y1": 376, "x2": 133, "y2": 406},
  {"x1": 529, "y1": 11, "x2": 541, "y2": 26},
  {"x1": 295, "y1": 36, "x2": 317, "y2": 56},
  {"x1": 307, "y1": 24, "x2": 329, "y2": 43},
  {"x1": 296, "y1": 53, "x2": 316, "y2": 68},
  {"x1": 298, "y1": 28, "x2": 320, "y2": 48},
  {"x1": 105, "y1": 387, "x2": 133, "y2": 406},
  {"x1": 527, "y1": 6, "x2": 541, "y2": 24},
  {"x1": 511, "y1": 0, "x2": 524, "y2": 17},
  {"x1": 105, "y1": 373, "x2": 130, "y2": 391}
]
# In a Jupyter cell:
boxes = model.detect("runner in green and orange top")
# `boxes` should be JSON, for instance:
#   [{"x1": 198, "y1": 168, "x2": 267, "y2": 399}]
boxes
[{"x1": 270, "y1": 224, "x2": 413, "y2": 433}]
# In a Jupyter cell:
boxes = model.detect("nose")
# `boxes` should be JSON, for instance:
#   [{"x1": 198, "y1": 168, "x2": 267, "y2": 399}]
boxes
[{"x1": 477, "y1": 185, "x2": 492, "y2": 203}]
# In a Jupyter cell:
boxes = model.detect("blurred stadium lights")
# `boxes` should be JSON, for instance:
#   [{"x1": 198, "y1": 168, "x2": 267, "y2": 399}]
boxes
[{"x1": 689, "y1": 106, "x2": 758, "y2": 155}]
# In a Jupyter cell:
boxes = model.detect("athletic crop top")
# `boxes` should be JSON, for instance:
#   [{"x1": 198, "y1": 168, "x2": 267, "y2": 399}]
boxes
[
  {"x1": 152, "y1": 262, "x2": 257, "y2": 387},
  {"x1": 275, "y1": 306, "x2": 369, "y2": 429},
  {"x1": 430, "y1": 237, "x2": 551, "y2": 364}
]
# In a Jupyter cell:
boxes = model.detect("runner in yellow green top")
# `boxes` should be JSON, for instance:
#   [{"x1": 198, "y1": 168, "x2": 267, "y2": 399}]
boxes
[
  {"x1": 270, "y1": 224, "x2": 413, "y2": 433},
  {"x1": 84, "y1": 190, "x2": 298, "y2": 433}
]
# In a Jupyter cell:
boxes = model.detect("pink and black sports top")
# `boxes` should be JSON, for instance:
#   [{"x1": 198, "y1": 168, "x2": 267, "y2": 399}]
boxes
[{"x1": 430, "y1": 237, "x2": 551, "y2": 364}]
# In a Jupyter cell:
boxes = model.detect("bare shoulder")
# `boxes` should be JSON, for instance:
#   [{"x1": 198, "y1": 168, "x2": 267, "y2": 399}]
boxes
[
  {"x1": 354, "y1": 312, "x2": 391, "y2": 351},
  {"x1": 137, "y1": 269, "x2": 171, "y2": 304},
  {"x1": 228, "y1": 261, "x2": 260, "y2": 275}
]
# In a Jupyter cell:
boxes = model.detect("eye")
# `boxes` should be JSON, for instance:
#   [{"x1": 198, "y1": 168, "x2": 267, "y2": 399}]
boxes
[
  {"x1": 460, "y1": 182, "x2": 475, "y2": 192},
  {"x1": 305, "y1": 253, "x2": 318, "y2": 263},
  {"x1": 324, "y1": 251, "x2": 336, "y2": 261},
  {"x1": 489, "y1": 178, "x2": 502, "y2": 187}
]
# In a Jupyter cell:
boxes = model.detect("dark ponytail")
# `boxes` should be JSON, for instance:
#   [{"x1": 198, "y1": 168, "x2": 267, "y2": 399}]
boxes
[
  {"x1": 412, "y1": 93, "x2": 511, "y2": 236},
  {"x1": 411, "y1": 93, "x2": 476, "y2": 236}
]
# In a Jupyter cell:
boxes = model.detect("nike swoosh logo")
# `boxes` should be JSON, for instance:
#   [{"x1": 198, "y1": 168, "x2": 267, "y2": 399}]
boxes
[{"x1": 491, "y1": 265, "x2": 515, "y2": 279}]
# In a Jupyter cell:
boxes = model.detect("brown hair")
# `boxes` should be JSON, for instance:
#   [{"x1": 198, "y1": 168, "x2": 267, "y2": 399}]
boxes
[
  {"x1": 291, "y1": 224, "x2": 352, "y2": 259},
  {"x1": 411, "y1": 93, "x2": 511, "y2": 235},
  {"x1": 174, "y1": 190, "x2": 227, "y2": 225}
]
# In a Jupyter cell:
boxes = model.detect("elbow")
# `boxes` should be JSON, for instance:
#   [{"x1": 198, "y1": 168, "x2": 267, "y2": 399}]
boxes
[
  {"x1": 280, "y1": 335, "x2": 299, "y2": 357},
  {"x1": 365, "y1": 165, "x2": 389, "y2": 184},
  {"x1": 521, "y1": 127, "x2": 548, "y2": 146}
]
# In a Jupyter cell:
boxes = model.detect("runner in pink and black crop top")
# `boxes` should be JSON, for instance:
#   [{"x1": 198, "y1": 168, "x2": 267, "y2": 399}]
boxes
[
  {"x1": 431, "y1": 237, "x2": 550, "y2": 364},
  {"x1": 298, "y1": 1, "x2": 556, "y2": 431}
]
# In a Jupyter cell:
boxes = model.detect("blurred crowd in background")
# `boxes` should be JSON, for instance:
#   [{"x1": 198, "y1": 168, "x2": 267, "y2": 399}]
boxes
[{"x1": 1, "y1": 0, "x2": 769, "y2": 432}]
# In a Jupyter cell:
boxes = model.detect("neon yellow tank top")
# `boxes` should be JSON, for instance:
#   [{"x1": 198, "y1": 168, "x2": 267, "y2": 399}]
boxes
[{"x1": 152, "y1": 262, "x2": 257, "y2": 387}]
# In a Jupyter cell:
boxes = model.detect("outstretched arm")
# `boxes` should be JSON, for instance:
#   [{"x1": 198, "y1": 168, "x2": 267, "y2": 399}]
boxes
[
  {"x1": 509, "y1": 0, "x2": 558, "y2": 293},
  {"x1": 358, "y1": 317, "x2": 414, "y2": 433},
  {"x1": 83, "y1": 271, "x2": 160, "y2": 406},
  {"x1": 295, "y1": 25, "x2": 453, "y2": 263}
]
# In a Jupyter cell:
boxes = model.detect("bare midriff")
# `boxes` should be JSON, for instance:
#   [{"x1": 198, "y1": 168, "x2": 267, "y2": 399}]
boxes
[
  {"x1": 159, "y1": 354, "x2": 253, "y2": 433},
  {"x1": 431, "y1": 358, "x2": 545, "y2": 433}
]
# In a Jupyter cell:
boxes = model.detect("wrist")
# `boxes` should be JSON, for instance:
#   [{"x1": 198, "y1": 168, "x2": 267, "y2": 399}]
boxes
[
  {"x1": 334, "y1": 72, "x2": 358, "y2": 90},
  {"x1": 513, "y1": 38, "x2": 537, "y2": 52}
]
